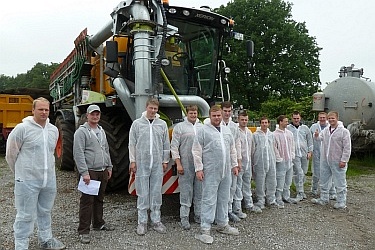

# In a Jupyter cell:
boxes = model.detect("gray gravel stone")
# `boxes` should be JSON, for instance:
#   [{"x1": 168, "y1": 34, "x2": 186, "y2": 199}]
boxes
[{"x1": 1, "y1": 156, "x2": 374, "y2": 249}]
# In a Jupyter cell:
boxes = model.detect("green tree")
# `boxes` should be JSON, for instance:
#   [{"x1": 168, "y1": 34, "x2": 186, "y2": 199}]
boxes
[
  {"x1": 0, "y1": 63, "x2": 59, "y2": 91},
  {"x1": 217, "y1": 0, "x2": 321, "y2": 111},
  {"x1": 259, "y1": 96, "x2": 315, "y2": 120},
  {"x1": 0, "y1": 74, "x2": 15, "y2": 91}
]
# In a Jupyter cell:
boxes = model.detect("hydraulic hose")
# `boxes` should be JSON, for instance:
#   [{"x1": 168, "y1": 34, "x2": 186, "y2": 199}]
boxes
[{"x1": 160, "y1": 68, "x2": 187, "y2": 116}]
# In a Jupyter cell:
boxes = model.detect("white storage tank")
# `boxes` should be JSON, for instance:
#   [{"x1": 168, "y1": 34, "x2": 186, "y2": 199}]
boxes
[{"x1": 323, "y1": 70, "x2": 375, "y2": 129}]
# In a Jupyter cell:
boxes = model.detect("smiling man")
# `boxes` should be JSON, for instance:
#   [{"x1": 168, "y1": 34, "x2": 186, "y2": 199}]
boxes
[
  {"x1": 311, "y1": 111, "x2": 351, "y2": 209},
  {"x1": 171, "y1": 105, "x2": 204, "y2": 230},
  {"x1": 192, "y1": 105, "x2": 239, "y2": 244},
  {"x1": 6, "y1": 97, "x2": 65, "y2": 250},
  {"x1": 128, "y1": 98, "x2": 170, "y2": 236}
]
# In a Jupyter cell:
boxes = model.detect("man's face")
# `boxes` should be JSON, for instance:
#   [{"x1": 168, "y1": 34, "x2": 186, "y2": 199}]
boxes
[
  {"x1": 87, "y1": 111, "x2": 101, "y2": 124},
  {"x1": 260, "y1": 119, "x2": 269, "y2": 131},
  {"x1": 32, "y1": 101, "x2": 50, "y2": 124},
  {"x1": 318, "y1": 114, "x2": 327, "y2": 125},
  {"x1": 238, "y1": 115, "x2": 249, "y2": 128},
  {"x1": 146, "y1": 104, "x2": 159, "y2": 118},
  {"x1": 187, "y1": 110, "x2": 198, "y2": 123},
  {"x1": 279, "y1": 118, "x2": 289, "y2": 129},
  {"x1": 222, "y1": 107, "x2": 232, "y2": 121},
  {"x1": 292, "y1": 114, "x2": 301, "y2": 125},
  {"x1": 210, "y1": 110, "x2": 222, "y2": 127},
  {"x1": 328, "y1": 114, "x2": 338, "y2": 127}
]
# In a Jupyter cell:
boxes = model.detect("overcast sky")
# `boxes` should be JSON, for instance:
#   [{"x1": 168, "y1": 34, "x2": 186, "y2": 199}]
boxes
[{"x1": 1, "y1": 0, "x2": 374, "y2": 87}]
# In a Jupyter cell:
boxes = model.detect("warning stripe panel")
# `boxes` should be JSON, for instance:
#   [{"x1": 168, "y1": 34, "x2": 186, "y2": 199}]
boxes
[{"x1": 128, "y1": 165, "x2": 179, "y2": 195}]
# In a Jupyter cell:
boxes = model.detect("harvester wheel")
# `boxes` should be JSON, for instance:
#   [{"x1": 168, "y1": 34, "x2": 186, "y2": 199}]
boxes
[
  {"x1": 55, "y1": 116, "x2": 75, "y2": 171},
  {"x1": 99, "y1": 111, "x2": 131, "y2": 192}
]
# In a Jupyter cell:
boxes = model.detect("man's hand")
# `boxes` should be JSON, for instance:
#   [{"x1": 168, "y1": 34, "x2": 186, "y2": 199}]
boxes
[
  {"x1": 177, "y1": 163, "x2": 184, "y2": 175},
  {"x1": 307, "y1": 152, "x2": 312, "y2": 160},
  {"x1": 130, "y1": 162, "x2": 137, "y2": 173},
  {"x1": 339, "y1": 161, "x2": 347, "y2": 168},
  {"x1": 314, "y1": 129, "x2": 319, "y2": 138},
  {"x1": 82, "y1": 174, "x2": 90, "y2": 185},
  {"x1": 196, "y1": 170, "x2": 204, "y2": 181},
  {"x1": 232, "y1": 166, "x2": 239, "y2": 176},
  {"x1": 107, "y1": 169, "x2": 112, "y2": 180},
  {"x1": 162, "y1": 163, "x2": 168, "y2": 172}
]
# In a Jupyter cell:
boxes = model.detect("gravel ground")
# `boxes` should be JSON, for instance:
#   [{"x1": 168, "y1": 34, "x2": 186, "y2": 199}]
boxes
[{"x1": 1, "y1": 155, "x2": 374, "y2": 250}]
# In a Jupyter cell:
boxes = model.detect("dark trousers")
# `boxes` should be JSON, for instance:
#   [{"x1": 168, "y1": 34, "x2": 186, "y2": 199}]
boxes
[{"x1": 78, "y1": 169, "x2": 108, "y2": 235}]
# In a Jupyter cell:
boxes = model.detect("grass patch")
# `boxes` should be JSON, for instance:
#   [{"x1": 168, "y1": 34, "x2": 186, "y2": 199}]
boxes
[
  {"x1": 347, "y1": 155, "x2": 375, "y2": 177},
  {"x1": 308, "y1": 156, "x2": 375, "y2": 178}
]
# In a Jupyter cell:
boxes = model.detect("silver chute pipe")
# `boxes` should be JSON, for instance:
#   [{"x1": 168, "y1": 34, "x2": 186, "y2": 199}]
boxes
[
  {"x1": 158, "y1": 94, "x2": 210, "y2": 117},
  {"x1": 129, "y1": 2, "x2": 153, "y2": 119},
  {"x1": 88, "y1": 21, "x2": 113, "y2": 49},
  {"x1": 112, "y1": 78, "x2": 136, "y2": 121}
]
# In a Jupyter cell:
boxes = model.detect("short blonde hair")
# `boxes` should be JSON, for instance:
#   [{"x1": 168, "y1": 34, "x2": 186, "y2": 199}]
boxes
[
  {"x1": 209, "y1": 105, "x2": 221, "y2": 115},
  {"x1": 33, "y1": 97, "x2": 50, "y2": 109},
  {"x1": 186, "y1": 105, "x2": 198, "y2": 113},
  {"x1": 327, "y1": 111, "x2": 339, "y2": 119},
  {"x1": 146, "y1": 97, "x2": 159, "y2": 107}
]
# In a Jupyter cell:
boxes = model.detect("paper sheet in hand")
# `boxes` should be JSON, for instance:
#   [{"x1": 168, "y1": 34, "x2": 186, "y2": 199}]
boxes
[{"x1": 78, "y1": 176, "x2": 101, "y2": 195}]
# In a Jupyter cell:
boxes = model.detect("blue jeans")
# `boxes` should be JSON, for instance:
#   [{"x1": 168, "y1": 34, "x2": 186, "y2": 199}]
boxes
[{"x1": 14, "y1": 179, "x2": 56, "y2": 250}]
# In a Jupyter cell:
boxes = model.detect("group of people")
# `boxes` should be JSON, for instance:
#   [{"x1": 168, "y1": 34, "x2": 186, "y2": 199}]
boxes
[
  {"x1": 5, "y1": 97, "x2": 352, "y2": 249},
  {"x1": 135, "y1": 100, "x2": 351, "y2": 244}
]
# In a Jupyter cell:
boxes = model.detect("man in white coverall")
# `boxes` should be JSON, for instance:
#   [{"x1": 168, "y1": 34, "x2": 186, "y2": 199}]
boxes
[
  {"x1": 221, "y1": 101, "x2": 243, "y2": 222},
  {"x1": 193, "y1": 105, "x2": 240, "y2": 244},
  {"x1": 6, "y1": 97, "x2": 65, "y2": 250},
  {"x1": 273, "y1": 115, "x2": 296, "y2": 208},
  {"x1": 171, "y1": 105, "x2": 204, "y2": 230},
  {"x1": 287, "y1": 111, "x2": 313, "y2": 201},
  {"x1": 129, "y1": 98, "x2": 170, "y2": 235},
  {"x1": 310, "y1": 112, "x2": 336, "y2": 199},
  {"x1": 252, "y1": 116, "x2": 278, "y2": 209},
  {"x1": 233, "y1": 111, "x2": 262, "y2": 214},
  {"x1": 311, "y1": 111, "x2": 351, "y2": 209}
]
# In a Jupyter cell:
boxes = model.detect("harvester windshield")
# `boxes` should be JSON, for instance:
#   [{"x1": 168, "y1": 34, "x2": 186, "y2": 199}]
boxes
[
  {"x1": 161, "y1": 5, "x2": 233, "y2": 105},
  {"x1": 162, "y1": 21, "x2": 219, "y2": 101}
]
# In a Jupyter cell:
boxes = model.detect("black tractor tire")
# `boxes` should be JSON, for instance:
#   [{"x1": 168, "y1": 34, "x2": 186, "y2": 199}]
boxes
[
  {"x1": 55, "y1": 116, "x2": 75, "y2": 171},
  {"x1": 99, "y1": 111, "x2": 131, "y2": 192}
]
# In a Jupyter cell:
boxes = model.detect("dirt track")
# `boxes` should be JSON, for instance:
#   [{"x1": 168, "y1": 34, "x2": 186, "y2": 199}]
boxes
[{"x1": 0, "y1": 155, "x2": 374, "y2": 249}]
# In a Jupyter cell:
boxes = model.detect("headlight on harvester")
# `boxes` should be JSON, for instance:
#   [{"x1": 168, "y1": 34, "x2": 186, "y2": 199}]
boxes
[{"x1": 161, "y1": 58, "x2": 170, "y2": 66}]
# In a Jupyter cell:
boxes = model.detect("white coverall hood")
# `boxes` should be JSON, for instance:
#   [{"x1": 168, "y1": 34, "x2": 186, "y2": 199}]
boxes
[{"x1": 6, "y1": 116, "x2": 58, "y2": 184}]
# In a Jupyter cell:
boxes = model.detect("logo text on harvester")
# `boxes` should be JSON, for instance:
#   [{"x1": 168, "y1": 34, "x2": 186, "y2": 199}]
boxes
[{"x1": 195, "y1": 13, "x2": 215, "y2": 21}]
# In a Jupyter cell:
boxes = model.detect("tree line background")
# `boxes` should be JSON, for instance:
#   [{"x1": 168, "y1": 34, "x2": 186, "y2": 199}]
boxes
[{"x1": 0, "y1": 0, "x2": 322, "y2": 121}]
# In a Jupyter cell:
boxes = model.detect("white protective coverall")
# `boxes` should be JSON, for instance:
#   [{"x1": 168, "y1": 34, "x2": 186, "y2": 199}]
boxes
[
  {"x1": 287, "y1": 123, "x2": 313, "y2": 194},
  {"x1": 6, "y1": 116, "x2": 59, "y2": 250},
  {"x1": 315, "y1": 122, "x2": 351, "y2": 205},
  {"x1": 223, "y1": 119, "x2": 242, "y2": 214},
  {"x1": 171, "y1": 118, "x2": 203, "y2": 220},
  {"x1": 310, "y1": 122, "x2": 336, "y2": 196},
  {"x1": 252, "y1": 127, "x2": 277, "y2": 206},
  {"x1": 128, "y1": 112, "x2": 170, "y2": 225},
  {"x1": 233, "y1": 126, "x2": 254, "y2": 211},
  {"x1": 273, "y1": 128, "x2": 295, "y2": 201},
  {"x1": 192, "y1": 123, "x2": 237, "y2": 230}
]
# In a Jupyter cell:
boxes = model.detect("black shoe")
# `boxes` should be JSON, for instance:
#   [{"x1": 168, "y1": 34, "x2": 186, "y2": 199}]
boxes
[
  {"x1": 94, "y1": 223, "x2": 114, "y2": 231},
  {"x1": 79, "y1": 234, "x2": 90, "y2": 244}
]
